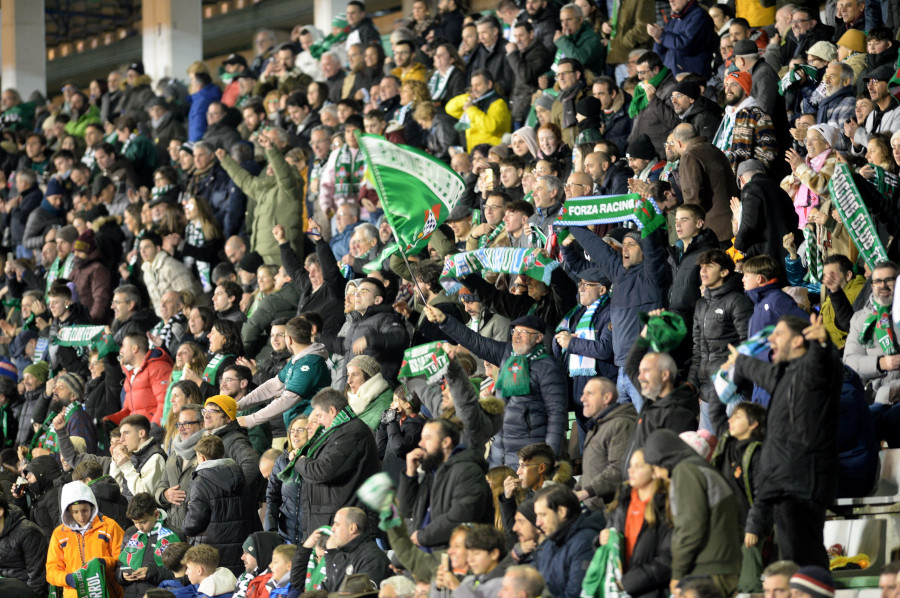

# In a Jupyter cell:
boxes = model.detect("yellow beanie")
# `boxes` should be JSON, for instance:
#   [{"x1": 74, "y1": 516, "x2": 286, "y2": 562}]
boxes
[
  {"x1": 205, "y1": 395, "x2": 238, "y2": 421},
  {"x1": 838, "y1": 29, "x2": 867, "y2": 54}
]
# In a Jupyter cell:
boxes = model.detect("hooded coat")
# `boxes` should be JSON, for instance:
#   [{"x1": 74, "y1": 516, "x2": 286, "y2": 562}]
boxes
[
  {"x1": 47, "y1": 481, "x2": 125, "y2": 598},
  {"x1": 0, "y1": 504, "x2": 47, "y2": 594},
  {"x1": 534, "y1": 510, "x2": 606, "y2": 598},
  {"x1": 397, "y1": 446, "x2": 494, "y2": 549},
  {"x1": 183, "y1": 457, "x2": 253, "y2": 575},
  {"x1": 14, "y1": 455, "x2": 63, "y2": 539},
  {"x1": 642, "y1": 430, "x2": 741, "y2": 581}
]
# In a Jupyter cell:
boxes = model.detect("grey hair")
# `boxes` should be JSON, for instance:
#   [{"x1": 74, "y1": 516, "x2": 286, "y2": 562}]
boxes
[
  {"x1": 311, "y1": 124, "x2": 335, "y2": 138},
  {"x1": 653, "y1": 352, "x2": 678, "y2": 382},
  {"x1": 380, "y1": 576, "x2": 416, "y2": 598},
  {"x1": 560, "y1": 3, "x2": 583, "y2": 18},
  {"x1": 355, "y1": 223, "x2": 379, "y2": 243},
  {"x1": 193, "y1": 140, "x2": 214, "y2": 155},
  {"x1": 268, "y1": 126, "x2": 288, "y2": 144},
  {"x1": 539, "y1": 175, "x2": 565, "y2": 199},
  {"x1": 320, "y1": 104, "x2": 338, "y2": 118},
  {"x1": 321, "y1": 51, "x2": 340, "y2": 66},
  {"x1": 113, "y1": 284, "x2": 142, "y2": 307},
  {"x1": 391, "y1": 27, "x2": 416, "y2": 43},
  {"x1": 829, "y1": 61, "x2": 855, "y2": 85}
]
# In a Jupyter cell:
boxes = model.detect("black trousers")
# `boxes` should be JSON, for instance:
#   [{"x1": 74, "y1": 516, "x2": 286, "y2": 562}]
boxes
[{"x1": 771, "y1": 496, "x2": 828, "y2": 568}]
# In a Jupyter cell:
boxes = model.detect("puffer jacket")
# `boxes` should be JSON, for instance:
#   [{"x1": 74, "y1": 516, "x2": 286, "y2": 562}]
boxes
[
  {"x1": 397, "y1": 446, "x2": 494, "y2": 549},
  {"x1": 534, "y1": 510, "x2": 606, "y2": 598},
  {"x1": 0, "y1": 504, "x2": 47, "y2": 594},
  {"x1": 219, "y1": 148, "x2": 303, "y2": 265},
  {"x1": 183, "y1": 458, "x2": 253, "y2": 575},
  {"x1": 88, "y1": 475, "x2": 131, "y2": 532},
  {"x1": 266, "y1": 449, "x2": 303, "y2": 545},
  {"x1": 642, "y1": 430, "x2": 741, "y2": 581},
  {"x1": 46, "y1": 303, "x2": 92, "y2": 379},
  {"x1": 734, "y1": 338, "x2": 841, "y2": 505},
  {"x1": 324, "y1": 304, "x2": 410, "y2": 386},
  {"x1": 46, "y1": 481, "x2": 125, "y2": 598},
  {"x1": 688, "y1": 275, "x2": 753, "y2": 402},
  {"x1": 607, "y1": 488, "x2": 672, "y2": 598},
  {"x1": 575, "y1": 402, "x2": 638, "y2": 511},
  {"x1": 844, "y1": 299, "x2": 900, "y2": 404},
  {"x1": 445, "y1": 93, "x2": 512, "y2": 152},
  {"x1": 108, "y1": 348, "x2": 174, "y2": 425},
  {"x1": 568, "y1": 227, "x2": 671, "y2": 367},
  {"x1": 294, "y1": 415, "x2": 380, "y2": 537},
  {"x1": 376, "y1": 413, "x2": 427, "y2": 484},
  {"x1": 208, "y1": 420, "x2": 262, "y2": 508},
  {"x1": 188, "y1": 84, "x2": 222, "y2": 141},
  {"x1": 437, "y1": 316, "x2": 568, "y2": 468}
]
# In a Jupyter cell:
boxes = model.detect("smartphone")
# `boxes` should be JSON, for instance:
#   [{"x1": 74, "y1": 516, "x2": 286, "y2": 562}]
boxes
[
  {"x1": 441, "y1": 553, "x2": 450, "y2": 570},
  {"x1": 120, "y1": 566, "x2": 133, "y2": 574},
  {"x1": 483, "y1": 168, "x2": 494, "y2": 191}
]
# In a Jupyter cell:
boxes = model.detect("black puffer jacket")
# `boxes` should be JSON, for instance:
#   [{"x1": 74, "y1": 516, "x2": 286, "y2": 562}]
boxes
[
  {"x1": 13, "y1": 455, "x2": 63, "y2": 539},
  {"x1": 327, "y1": 304, "x2": 410, "y2": 385},
  {"x1": 666, "y1": 227, "x2": 720, "y2": 328},
  {"x1": 89, "y1": 474, "x2": 132, "y2": 532},
  {"x1": 688, "y1": 275, "x2": 753, "y2": 402},
  {"x1": 294, "y1": 415, "x2": 380, "y2": 537},
  {"x1": 397, "y1": 446, "x2": 494, "y2": 549},
  {"x1": 0, "y1": 505, "x2": 47, "y2": 594},
  {"x1": 607, "y1": 488, "x2": 672, "y2": 598},
  {"x1": 209, "y1": 420, "x2": 261, "y2": 507},
  {"x1": 266, "y1": 449, "x2": 303, "y2": 545},
  {"x1": 46, "y1": 302, "x2": 92, "y2": 378},
  {"x1": 323, "y1": 534, "x2": 392, "y2": 591},
  {"x1": 183, "y1": 457, "x2": 253, "y2": 575},
  {"x1": 376, "y1": 413, "x2": 427, "y2": 484}
]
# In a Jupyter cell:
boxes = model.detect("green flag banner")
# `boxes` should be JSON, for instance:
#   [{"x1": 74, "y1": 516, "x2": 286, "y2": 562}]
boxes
[
  {"x1": 828, "y1": 163, "x2": 889, "y2": 270},
  {"x1": 440, "y1": 247, "x2": 560, "y2": 295},
  {"x1": 54, "y1": 325, "x2": 106, "y2": 347},
  {"x1": 363, "y1": 243, "x2": 399, "y2": 274},
  {"x1": 398, "y1": 342, "x2": 450, "y2": 383},
  {"x1": 72, "y1": 557, "x2": 109, "y2": 598},
  {"x1": 356, "y1": 132, "x2": 465, "y2": 257}
]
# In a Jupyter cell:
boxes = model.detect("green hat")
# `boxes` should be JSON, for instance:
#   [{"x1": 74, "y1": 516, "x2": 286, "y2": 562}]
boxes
[
  {"x1": 333, "y1": 13, "x2": 349, "y2": 29},
  {"x1": 24, "y1": 361, "x2": 50, "y2": 383},
  {"x1": 639, "y1": 311, "x2": 687, "y2": 353}
]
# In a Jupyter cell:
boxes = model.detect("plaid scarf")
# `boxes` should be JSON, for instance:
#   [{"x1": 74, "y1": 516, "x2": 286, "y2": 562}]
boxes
[
  {"x1": 495, "y1": 343, "x2": 548, "y2": 397},
  {"x1": 32, "y1": 401, "x2": 81, "y2": 452},
  {"x1": 860, "y1": 304, "x2": 897, "y2": 355}
]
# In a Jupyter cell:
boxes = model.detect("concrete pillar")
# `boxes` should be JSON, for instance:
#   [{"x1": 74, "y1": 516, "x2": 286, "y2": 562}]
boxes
[
  {"x1": 142, "y1": 0, "x2": 203, "y2": 83},
  {"x1": 314, "y1": 0, "x2": 348, "y2": 36},
  {"x1": 1, "y1": 0, "x2": 47, "y2": 97}
]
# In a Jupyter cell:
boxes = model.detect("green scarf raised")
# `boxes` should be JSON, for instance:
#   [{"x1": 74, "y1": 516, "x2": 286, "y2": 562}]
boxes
[
  {"x1": 628, "y1": 67, "x2": 670, "y2": 118},
  {"x1": 119, "y1": 513, "x2": 182, "y2": 569},
  {"x1": 203, "y1": 353, "x2": 235, "y2": 384},
  {"x1": 0, "y1": 404, "x2": 12, "y2": 448},
  {"x1": 71, "y1": 557, "x2": 109, "y2": 598},
  {"x1": 31, "y1": 401, "x2": 81, "y2": 452},
  {"x1": 495, "y1": 343, "x2": 548, "y2": 397},
  {"x1": 479, "y1": 221, "x2": 506, "y2": 248},
  {"x1": 278, "y1": 405, "x2": 357, "y2": 482},
  {"x1": 859, "y1": 304, "x2": 897, "y2": 356},
  {"x1": 305, "y1": 526, "x2": 332, "y2": 591}
]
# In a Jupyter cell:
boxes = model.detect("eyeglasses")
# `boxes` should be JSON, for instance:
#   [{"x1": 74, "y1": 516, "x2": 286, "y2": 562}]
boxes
[
  {"x1": 220, "y1": 377, "x2": 240, "y2": 384},
  {"x1": 175, "y1": 421, "x2": 201, "y2": 429},
  {"x1": 578, "y1": 281, "x2": 601, "y2": 289},
  {"x1": 557, "y1": 69, "x2": 575, "y2": 77},
  {"x1": 202, "y1": 408, "x2": 223, "y2": 416},
  {"x1": 636, "y1": 69, "x2": 652, "y2": 80},
  {"x1": 872, "y1": 277, "x2": 897, "y2": 287},
  {"x1": 484, "y1": 204, "x2": 505, "y2": 211},
  {"x1": 512, "y1": 329, "x2": 541, "y2": 337},
  {"x1": 790, "y1": 18, "x2": 811, "y2": 25},
  {"x1": 566, "y1": 182, "x2": 590, "y2": 189}
]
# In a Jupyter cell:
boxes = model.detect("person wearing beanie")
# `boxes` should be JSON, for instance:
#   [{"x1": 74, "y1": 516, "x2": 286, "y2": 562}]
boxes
[
  {"x1": 848, "y1": 63, "x2": 900, "y2": 150},
  {"x1": 30, "y1": 370, "x2": 98, "y2": 456},
  {"x1": 459, "y1": 285, "x2": 511, "y2": 347},
  {"x1": 424, "y1": 304, "x2": 568, "y2": 468},
  {"x1": 45, "y1": 225, "x2": 79, "y2": 292},
  {"x1": 625, "y1": 133, "x2": 664, "y2": 182},
  {"x1": 69, "y1": 229, "x2": 113, "y2": 324},
  {"x1": 807, "y1": 40, "x2": 838, "y2": 64},
  {"x1": 712, "y1": 70, "x2": 778, "y2": 173},
  {"x1": 790, "y1": 566, "x2": 835, "y2": 598},
  {"x1": 22, "y1": 177, "x2": 67, "y2": 254},
  {"x1": 235, "y1": 531, "x2": 282, "y2": 598},
  {"x1": 574, "y1": 96, "x2": 603, "y2": 144},
  {"x1": 837, "y1": 29, "x2": 868, "y2": 78},
  {"x1": 669, "y1": 81, "x2": 722, "y2": 141},
  {"x1": 343, "y1": 354, "x2": 392, "y2": 430}
]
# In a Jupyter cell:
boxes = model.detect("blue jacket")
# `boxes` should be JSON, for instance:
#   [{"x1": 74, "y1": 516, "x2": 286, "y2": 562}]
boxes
[
  {"x1": 653, "y1": 1, "x2": 716, "y2": 78},
  {"x1": 837, "y1": 366, "x2": 879, "y2": 498},
  {"x1": 535, "y1": 510, "x2": 606, "y2": 598},
  {"x1": 745, "y1": 282, "x2": 807, "y2": 406},
  {"x1": 188, "y1": 84, "x2": 222, "y2": 142},
  {"x1": 567, "y1": 227, "x2": 671, "y2": 367},
  {"x1": 552, "y1": 298, "x2": 616, "y2": 404},
  {"x1": 438, "y1": 316, "x2": 569, "y2": 468},
  {"x1": 330, "y1": 221, "x2": 361, "y2": 260}
]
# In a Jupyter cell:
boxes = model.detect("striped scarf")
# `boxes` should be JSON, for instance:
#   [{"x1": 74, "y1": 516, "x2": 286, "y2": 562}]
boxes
[
  {"x1": 479, "y1": 221, "x2": 506, "y2": 248},
  {"x1": 556, "y1": 295, "x2": 610, "y2": 376}
]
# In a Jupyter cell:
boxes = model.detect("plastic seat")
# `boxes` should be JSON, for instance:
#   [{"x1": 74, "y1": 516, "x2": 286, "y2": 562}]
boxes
[{"x1": 835, "y1": 449, "x2": 900, "y2": 507}]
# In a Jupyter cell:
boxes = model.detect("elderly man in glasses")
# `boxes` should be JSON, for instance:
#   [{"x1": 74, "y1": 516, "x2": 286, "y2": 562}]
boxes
[{"x1": 154, "y1": 404, "x2": 204, "y2": 530}]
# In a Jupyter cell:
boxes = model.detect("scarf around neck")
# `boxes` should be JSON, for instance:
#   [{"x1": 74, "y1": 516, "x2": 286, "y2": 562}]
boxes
[
  {"x1": 455, "y1": 90, "x2": 498, "y2": 131},
  {"x1": 560, "y1": 80, "x2": 586, "y2": 129},
  {"x1": 428, "y1": 66, "x2": 456, "y2": 100},
  {"x1": 628, "y1": 67, "x2": 670, "y2": 118},
  {"x1": 556, "y1": 295, "x2": 610, "y2": 376},
  {"x1": 278, "y1": 405, "x2": 357, "y2": 482},
  {"x1": 495, "y1": 342, "x2": 548, "y2": 396},
  {"x1": 794, "y1": 149, "x2": 831, "y2": 228},
  {"x1": 120, "y1": 510, "x2": 182, "y2": 568},
  {"x1": 334, "y1": 144, "x2": 364, "y2": 197},
  {"x1": 172, "y1": 429, "x2": 203, "y2": 460}
]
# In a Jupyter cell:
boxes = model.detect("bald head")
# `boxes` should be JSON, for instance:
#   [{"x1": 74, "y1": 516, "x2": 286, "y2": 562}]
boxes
[
  {"x1": 566, "y1": 171, "x2": 593, "y2": 198},
  {"x1": 224, "y1": 236, "x2": 246, "y2": 264},
  {"x1": 584, "y1": 152, "x2": 609, "y2": 183}
]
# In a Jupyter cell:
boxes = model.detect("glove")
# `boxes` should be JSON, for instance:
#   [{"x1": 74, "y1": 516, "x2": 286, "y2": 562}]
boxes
[
  {"x1": 65, "y1": 573, "x2": 75, "y2": 587},
  {"x1": 380, "y1": 409, "x2": 398, "y2": 425}
]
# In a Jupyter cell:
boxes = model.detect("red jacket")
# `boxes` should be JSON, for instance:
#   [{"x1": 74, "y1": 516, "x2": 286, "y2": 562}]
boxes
[
  {"x1": 107, "y1": 349, "x2": 174, "y2": 426},
  {"x1": 247, "y1": 571, "x2": 273, "y2": 598}
]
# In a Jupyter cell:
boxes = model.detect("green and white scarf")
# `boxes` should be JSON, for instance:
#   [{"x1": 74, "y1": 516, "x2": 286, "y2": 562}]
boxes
[
  {"x1": 556, "y1": 295, "x2": 610, "y2": 376},
  {"x1": 203, "y1": 353, "x2": 235, "y2": 384},
  {"x1": 479, "y1": 221, "x2": 506, "y2": 248},
  {"x1": 71, "y1": 557, "x2": 109, "y2": 598},
  {"x1": 278, "y1": 406, "x2": 357, "y2": 483},
  {"x1": 802, "y1": 225, "x2": 824, "y2": 284},
  {"x1": 46, "y1": 253, "x2": 75, "y2": 293},
  {"x1": 455, "y1": 91, "x2": 498, "y2": 131},
  {"x1": 119, "y1": 512, "x2": 182, "y2": 568},
  {"x1": 496, "y1": 343, "x2": 548, "y2": 397},
  {"x1": 334, "y1": 144, "x2": 364, "y2": 197},
  {"x1": 428, "y1": 66, "x2": 457, "y2": 100},
  {"x1": 628, "y1": 67, "x2": 670, "y2": 118},
  {"x1": 32, "y1": 401, "x2": 81, "y2": 452},
  {"x1": 305, "y1": 526, "x2": 332, "y2": 591},
  {"x1": 859, "y1": 304, "x2": 897, "y2": 355}
]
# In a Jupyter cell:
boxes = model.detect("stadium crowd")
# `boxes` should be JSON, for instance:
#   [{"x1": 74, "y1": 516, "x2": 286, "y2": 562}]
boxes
[{"x1": 0, "y1": 0, "x2": 900, "y2": 596}]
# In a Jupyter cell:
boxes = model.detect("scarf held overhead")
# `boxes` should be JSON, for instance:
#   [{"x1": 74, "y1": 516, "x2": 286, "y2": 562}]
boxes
[{"x1": 439, "y1": 247, "x2": 560, "y2": 295}]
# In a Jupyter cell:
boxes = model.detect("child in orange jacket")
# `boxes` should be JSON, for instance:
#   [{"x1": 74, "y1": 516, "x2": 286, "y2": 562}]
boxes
[{"x1": 46, "y1": 480, "x2": 125, "y2": 598}]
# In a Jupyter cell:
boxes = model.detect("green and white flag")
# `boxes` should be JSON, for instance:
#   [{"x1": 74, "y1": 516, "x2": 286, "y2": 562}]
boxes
[
  {"x1": 398, "y1": 342, "x2": 450, "y2": 383},
  {"x1": 363, "y1": 243, "x2": 399, "y2": 274},
  {"x1": 54, "y1": 325, "x2": 106, "y2": 347},
  {"x1": 72, "y1": 557, "x2": 109, "y2": 598},
  {"x1": 356, "y1": 132, "x2": 465, "y2": 257},
  {"x1": 828, "y1": 163, "x2": 889, "y2": 270},
  {"x1": 440, "y1": 247, "x2": 559, "y2": 295}
]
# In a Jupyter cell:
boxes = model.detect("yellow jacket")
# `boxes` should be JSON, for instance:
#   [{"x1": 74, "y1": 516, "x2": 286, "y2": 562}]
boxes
[
  {"x1": 47, "y1": 482, "x2": 124, "y2": 598},
  {"x1": 735, "y1": 0, "x2": 775, "y2": 28},
  {"x1": 445, "y1": 93, "x2": 512, "y2": 152},
  {"x1": 823, "y1": 274, "x2": 866, "y2": 348},
  {"x1": 391, "y1": 63, "x2": 427, "y2": 83}
]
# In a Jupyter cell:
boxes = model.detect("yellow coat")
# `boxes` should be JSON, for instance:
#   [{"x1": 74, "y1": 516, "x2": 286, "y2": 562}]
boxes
[
  {"x1": 445, "y1": 93, "x2": 512, "y2": 152},
  {"x1": 823, "y1": 273, "x2": 867, "y2": 348}
]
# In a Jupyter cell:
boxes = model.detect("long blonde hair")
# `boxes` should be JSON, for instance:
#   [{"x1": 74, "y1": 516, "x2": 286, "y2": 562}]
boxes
[{"x1": 487, "y1": 466, "x2": 521, "y2": 531}]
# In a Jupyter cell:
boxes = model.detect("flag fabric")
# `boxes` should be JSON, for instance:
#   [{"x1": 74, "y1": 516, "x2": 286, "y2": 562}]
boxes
[
  {"x1": 72, "y1": 557, "x2": 110, "y2": 598},
  {"x1": 356, "y1": 132, "x2": 465, "y2": 257},
  {"x1": 713, "y1": 325, "x2": 775, "y2": 405},
  {"x1": 440, "y1": 247, "x2": 560, "y2": 294},
  {"x1": 363, "y1": 243, "x2": 399, "y2": 274},
  {"x1": 54, "y1": 325, "x2": 107, "y2": 347},
  {"x1": 828, "y1": 163, "x2": 889, "y2": 270},
  {"x1": 397, "y1": 342, "x2": 450, "y2": 383}
]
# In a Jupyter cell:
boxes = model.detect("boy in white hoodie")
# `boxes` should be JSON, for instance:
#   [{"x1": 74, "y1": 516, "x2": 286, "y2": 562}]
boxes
[{"x1": 185, "y1": 544, "x2": 238, "y2": 598}]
